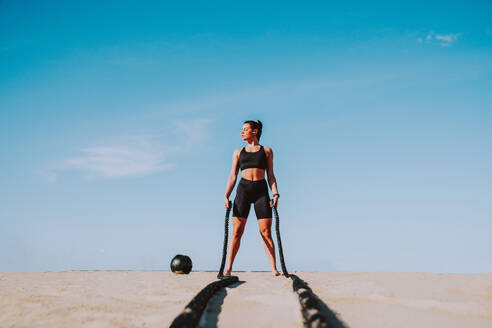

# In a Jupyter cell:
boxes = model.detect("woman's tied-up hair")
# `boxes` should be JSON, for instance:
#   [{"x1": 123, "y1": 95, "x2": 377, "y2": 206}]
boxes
[{"x1": 244, "y1": 120, "x2": 263, "y2": 141}]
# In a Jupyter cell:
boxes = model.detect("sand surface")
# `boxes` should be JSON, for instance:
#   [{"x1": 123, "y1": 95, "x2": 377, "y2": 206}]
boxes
[
  {"x1": 200, "y1": 272, "x2": 302, "y2": 327},
  {"x1": 0, "y1": 271, "x2": 491, "y2": 328}
]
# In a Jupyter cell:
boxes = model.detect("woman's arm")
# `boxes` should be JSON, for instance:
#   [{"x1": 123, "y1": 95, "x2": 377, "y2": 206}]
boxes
[
  {"x1": 265, "y1": 147, "x2": 279, "y2": 196},
  {"x1": 224, "y1": 149, "x2": 241, "y2": 203}
]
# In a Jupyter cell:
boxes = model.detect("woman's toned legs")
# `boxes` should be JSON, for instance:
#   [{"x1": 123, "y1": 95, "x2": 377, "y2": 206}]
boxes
[
  {"x1": 258, "y1": 218, "x2": 280, "y2": 276},
  {"x1": 224, "y1": 217, "x2": 247, "y2": 275}
]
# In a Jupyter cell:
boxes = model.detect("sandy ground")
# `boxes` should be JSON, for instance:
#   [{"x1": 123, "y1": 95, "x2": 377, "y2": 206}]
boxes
[
  {"x1": 0, "y1": 271, "x2": 491, "y2": 328},
  {"x1": 199, "y1": 272, "x2": 302, "y2": 328}
]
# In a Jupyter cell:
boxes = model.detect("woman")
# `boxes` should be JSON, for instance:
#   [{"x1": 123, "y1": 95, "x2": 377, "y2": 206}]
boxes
[{"x1": 223, "y1": 120, "x2": 281, "y2": 276}]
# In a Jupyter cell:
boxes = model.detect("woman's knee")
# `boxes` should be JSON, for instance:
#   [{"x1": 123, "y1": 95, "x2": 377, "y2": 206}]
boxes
[
  {"x1": 232, "y1": 218, "x2": 246, "y2": 238},
  {"x1": 232, "y1": 227, "x2": 245, "y2": 239},
  {"x1": 259, "y1": 226, "x2": 271, "y2": 237}
]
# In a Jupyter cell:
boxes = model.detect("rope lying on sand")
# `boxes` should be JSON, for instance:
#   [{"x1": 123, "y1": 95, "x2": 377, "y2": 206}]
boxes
[
  {"x1": 170, "y1": 201, "x2": 236, "y2": 327},
  {"x1": 272, "y1": 201, "x2": 347, "y2": 327},
  {"x1": 169, "y1": 276, "x2": 239, "y2": 328},
  {"x1": 290, "y1": 274, "x2": 348, "y2": 328}
]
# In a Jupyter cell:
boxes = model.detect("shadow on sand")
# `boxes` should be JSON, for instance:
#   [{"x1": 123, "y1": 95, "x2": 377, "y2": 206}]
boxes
[
  {"x1": 198, "y1": 280, "x2": 245, "y2": 328},
  {"x1": 290, "y1": 274, "x2": 350, "y2": 328}
]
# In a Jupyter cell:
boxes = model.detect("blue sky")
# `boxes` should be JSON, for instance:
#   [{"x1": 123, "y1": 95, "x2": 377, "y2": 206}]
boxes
[{"x1": 1, "y1": 1, "x2": 491, "y2": 273}]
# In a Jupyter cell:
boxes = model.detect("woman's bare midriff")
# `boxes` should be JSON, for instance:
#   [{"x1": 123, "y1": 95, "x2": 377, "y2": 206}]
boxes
[{"x1": 241, "y1": 168, "x2": 265, "y2": 181}]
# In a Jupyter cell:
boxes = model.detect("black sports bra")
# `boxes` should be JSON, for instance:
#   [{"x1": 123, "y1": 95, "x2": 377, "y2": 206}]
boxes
[{"x1": 239, "y1": 145, "x2": 268, "y2": 170}]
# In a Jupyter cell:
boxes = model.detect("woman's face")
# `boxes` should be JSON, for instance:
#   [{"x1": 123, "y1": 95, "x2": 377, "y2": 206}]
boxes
[{"x1": 241, "y1": 123, "x2": 257, "y2": 141}]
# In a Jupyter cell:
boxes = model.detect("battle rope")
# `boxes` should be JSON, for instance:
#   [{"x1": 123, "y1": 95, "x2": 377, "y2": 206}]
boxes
[
  {"x1": 169, "y1": 275, "x2": 239, "y2": 328},
  {"x1": 217, "y1": 200, "x2": 232, "y2": 279},
  {"x1": 272, "y1": 201, "x2": 289, "y2": 277},
  {"x1": 170, "y1": 201, "x2": 235, "y2": 327},
  {"x1": 290, "y1": 274, "x2": 349, "y2": 328}
]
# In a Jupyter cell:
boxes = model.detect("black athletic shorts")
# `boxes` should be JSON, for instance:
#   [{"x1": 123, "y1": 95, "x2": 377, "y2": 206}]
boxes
[{"x1": 233, "y1": 178, "x2": 272, "y2": 219}]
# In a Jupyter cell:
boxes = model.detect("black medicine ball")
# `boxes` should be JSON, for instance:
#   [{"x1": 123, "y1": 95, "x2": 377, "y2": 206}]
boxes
[{"x1": 170, "y1": 254, "x2": 192, "y2": 274}]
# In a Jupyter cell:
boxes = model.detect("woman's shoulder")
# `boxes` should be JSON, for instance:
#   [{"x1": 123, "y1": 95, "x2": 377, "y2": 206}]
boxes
[
  {"x1": 233, "y1": 147, "x2": 243, "y2": 157},
  {"x1": 263, "y1": 146, "x2": 273, "y2": 158}
]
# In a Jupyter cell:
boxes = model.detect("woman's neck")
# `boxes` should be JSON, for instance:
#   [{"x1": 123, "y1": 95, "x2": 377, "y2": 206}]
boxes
[{"x1": 246, "y1": 140, "x2": 259, "y2": 148}]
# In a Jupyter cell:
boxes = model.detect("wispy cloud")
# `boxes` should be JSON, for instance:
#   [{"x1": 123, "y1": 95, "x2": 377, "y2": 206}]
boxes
[
  {"x1": 44, "y1": 119, "x2": 213, "y2": 181},
  {"x1": 173, "y1": 118, "x2": 214, "y2": 151},
  {"x1": 419, "y1": 31, "x2": 462, "y2": 47},
  {"x1": 435, "y1": 33, "x2": 462, "y2": 46},
  {"x1": 63, "y1": 139, "x2": 174, "y2": 179}
]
